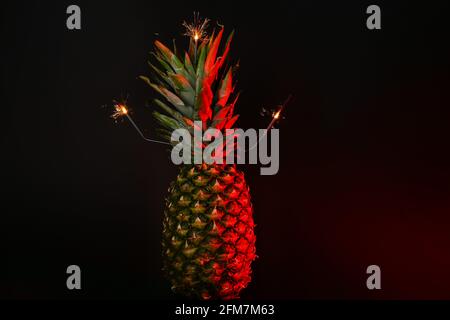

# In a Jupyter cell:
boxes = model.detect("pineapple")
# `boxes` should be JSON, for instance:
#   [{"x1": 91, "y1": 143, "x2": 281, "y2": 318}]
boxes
[{"x1": 140, "y1": 21, "x2": 256, "y2": 300}]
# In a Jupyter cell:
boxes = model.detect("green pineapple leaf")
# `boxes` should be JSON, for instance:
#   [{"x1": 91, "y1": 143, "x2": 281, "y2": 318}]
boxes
[
  {"x1": 154, "y1": 40, "x2": 184, "y2": 73},
  {"x1": 154, "y1": 98, "x2": 186, "y2": 124},
  {"x1": 152, "y1": 111, "x2": 181, "y2": 130},
  {"x1": 140, "y1": 76, "x2": 192, "y2": 117}
]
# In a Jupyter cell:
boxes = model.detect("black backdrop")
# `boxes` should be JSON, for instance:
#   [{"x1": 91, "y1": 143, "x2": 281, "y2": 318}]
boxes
[{"x1": 3, "y1": 0, "x2": 450, "y2": 300}]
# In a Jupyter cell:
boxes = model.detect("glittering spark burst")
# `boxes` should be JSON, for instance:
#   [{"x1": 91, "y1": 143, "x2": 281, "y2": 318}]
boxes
[
  {"x1": 110, "y1": 102, "x2": 170, "y2": 145},
  {"x1": 182, "y1": 12, "x2": 210, "y2": 42},
  {"x1": 259, "y1": 95, "x2": 292, "y2": 131},
  {"x1": 111, "y1": 103, "x2": 128, "y2": 120},
  {"x1": 246, "y1": 95, "x2": 292, "y2": 153}
]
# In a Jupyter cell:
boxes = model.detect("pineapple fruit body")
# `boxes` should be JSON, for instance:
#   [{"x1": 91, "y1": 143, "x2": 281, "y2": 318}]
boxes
[{"x1": 162, "y1": 163, "x2": 256, "y2": 300}]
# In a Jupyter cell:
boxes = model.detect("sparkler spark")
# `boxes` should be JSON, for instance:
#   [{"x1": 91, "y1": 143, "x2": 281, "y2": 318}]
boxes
[
  {"x1": 111, "y1": 103, "x2": 170, "y2": 145},
  {"x1": 183, "y1": 12, "x2": 210, "y2": 43},
  {"x1": 193, "y1": 32, "x2": 200, "y2": 41},
  {"x1": 111, "y1": 103, "x2": 128, "y2": 120},
  {"x1": 265, "y1": 94, "x2": 292, "y2": 131},
  {"x1": 246, "y1": 94, "x2": 292, "y2": 153},
  {"x1": 273, "y1": 110, "x2": 281, "y2": 120}
]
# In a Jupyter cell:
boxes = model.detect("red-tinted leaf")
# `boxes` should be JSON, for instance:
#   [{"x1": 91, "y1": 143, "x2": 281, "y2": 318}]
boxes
[
  {"x1": 216, "y1": 68, "x2": 233, "y2": 107},
  {"x1": 198, "y1": 84, "x2": 213, "y2": 122},
  {"x1": 212, "y1": 105, "x2": 232, "y2": 130},
  {"x1": 227, "y1": 92, "x2": 240, "y2": 116},
  {"x1": 216, "y1": 30, "x2": 234, "y2": 72},
  {"x1": 204, "y1": 28, "x2": 224, "y2": 75},
  {"x1": 224, "y1": 114, "x2": 239, "y2": 129}
]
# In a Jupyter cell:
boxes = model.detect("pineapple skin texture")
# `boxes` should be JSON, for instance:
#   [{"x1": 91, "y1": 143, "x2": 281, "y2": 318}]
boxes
[{"x1": 162, "y1": 164, "x2": 256, "y2": 300}]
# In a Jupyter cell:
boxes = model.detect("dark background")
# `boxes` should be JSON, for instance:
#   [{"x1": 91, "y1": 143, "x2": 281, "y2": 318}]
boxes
[{"x1": 2, "y1": 0, "x2": 450, "y2": 299}]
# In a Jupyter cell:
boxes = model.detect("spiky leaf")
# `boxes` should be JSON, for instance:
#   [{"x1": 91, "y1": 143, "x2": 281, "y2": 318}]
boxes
[{"x1": 216, "y1": 68, "x2": 233, "y2": 108}]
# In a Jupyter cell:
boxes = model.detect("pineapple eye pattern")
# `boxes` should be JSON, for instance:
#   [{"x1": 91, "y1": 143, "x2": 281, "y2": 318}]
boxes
[{"x1": 163, "y1": 164, "x2": 256, "y2": 299}]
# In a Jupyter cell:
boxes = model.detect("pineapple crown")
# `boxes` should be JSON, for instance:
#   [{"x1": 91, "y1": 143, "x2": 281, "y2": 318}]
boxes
[{"x1": 139, "y1": 23, "x2": 239, "y2": 144}]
